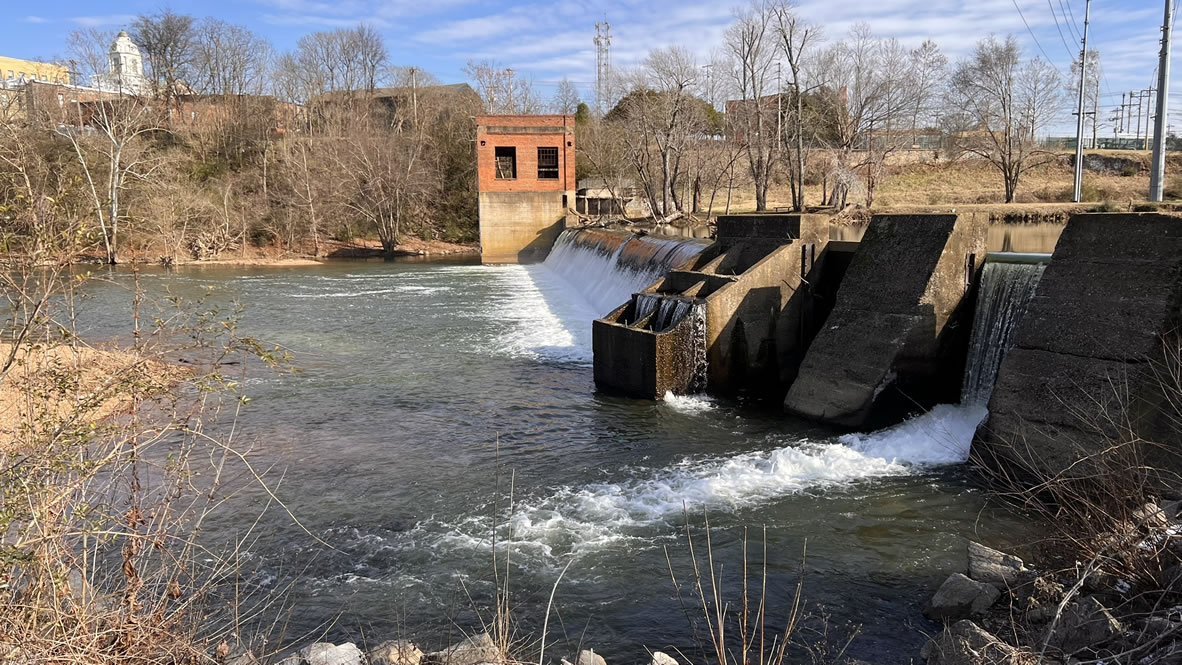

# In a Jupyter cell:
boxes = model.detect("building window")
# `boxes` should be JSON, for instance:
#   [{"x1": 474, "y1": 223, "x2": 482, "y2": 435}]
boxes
[
  {"x1": 495, "y1": 147, "x2": 516, "y2": 179},
  {"x1": 537, "y1": 147, "x2": 559, "y2": 180}
]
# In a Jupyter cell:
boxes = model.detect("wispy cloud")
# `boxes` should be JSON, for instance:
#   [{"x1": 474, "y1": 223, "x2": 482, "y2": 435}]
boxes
[
  {"x1": 24, "y1": 16, "x2": 48, "y2": 23},
  {"x1": 261, "y1": 13, "x2": 389, "y2": 27},
  {"x1": 71, "y1": 14, "x2": 136, "y2": 27}
]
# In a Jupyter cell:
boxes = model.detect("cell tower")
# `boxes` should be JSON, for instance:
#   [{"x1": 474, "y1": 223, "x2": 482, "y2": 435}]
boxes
[{"x1": 594, "y1": 20, "x2": 612, "y2": 115}]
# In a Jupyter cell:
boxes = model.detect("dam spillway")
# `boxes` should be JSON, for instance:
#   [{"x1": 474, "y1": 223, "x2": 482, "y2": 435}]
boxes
[{"x1": 542, "y1": 228, "x2": 708, "y2": 315}]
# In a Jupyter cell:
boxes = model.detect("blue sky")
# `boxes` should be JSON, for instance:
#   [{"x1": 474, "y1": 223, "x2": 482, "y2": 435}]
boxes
[{"x1": 3, "y1": 0, "x2": 1178, "y2": 133}]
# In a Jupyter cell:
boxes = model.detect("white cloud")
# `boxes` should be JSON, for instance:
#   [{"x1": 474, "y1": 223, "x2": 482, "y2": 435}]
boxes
[
  {"x1": 71, "y1": 14, "x2": 137, "y2": 27},
  {"x1": 261, "y1": 13, "x2": 390, "y2": 27},
  {"x1": 24, "y1": 16, "x2": 48, "y2": 23}
]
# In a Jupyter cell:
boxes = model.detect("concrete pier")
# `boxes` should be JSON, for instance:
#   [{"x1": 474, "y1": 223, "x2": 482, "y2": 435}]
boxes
[
  {"x1": 975, "y1": 212, "x2": 1182, "y2": 475},
  {"x1": 592, "y1": 214, "x2": 828, "y2": 398},
  {"x1": 783, "y1": 213, "x2": 988, "y2": 428}
]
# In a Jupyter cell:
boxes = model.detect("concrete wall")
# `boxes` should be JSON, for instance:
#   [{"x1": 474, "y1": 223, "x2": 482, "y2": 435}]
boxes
[
  {"x1": 975, "y1": 213, "x2": 1182, "y2": 476},
  {"x1": 659, "y1": 214, "x2": 829, "y2": 394},
  {"x1": 783, "y1": 213, "x2": 987, "y2": 428},
  {"x1": 593, "y1": 302, "x2": 702, "y2": 399},
  {"x1": 478, "y1": 191, "x2": 570, "y2": 264}
]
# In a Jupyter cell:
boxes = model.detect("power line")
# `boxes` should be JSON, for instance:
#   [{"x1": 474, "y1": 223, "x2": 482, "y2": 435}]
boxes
[
  {"x1": 1046, "y1": 0, "x2": 1078, "y2": 57},
  {"x1": 1060, "y1": 0, "x2": 1082, "y2": 41},
  {"x1": 1011, "y1": 0, "x2": 1061, "y2": 64}
]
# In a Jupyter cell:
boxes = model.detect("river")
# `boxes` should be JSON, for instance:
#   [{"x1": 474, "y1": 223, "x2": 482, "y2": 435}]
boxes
[{"x1": 74, "y1": 258, "x2": 1026, "y2": 664}]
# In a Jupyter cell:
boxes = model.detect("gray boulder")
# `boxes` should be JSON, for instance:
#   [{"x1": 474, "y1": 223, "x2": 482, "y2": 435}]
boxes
[
  {"x1": 577, "y1": 650, "x2": 606, "y2": 665},
  {"x1": 369, "y1": 641, "x2": 423, "y2": 665},
  {"x1": 1042, "y1": 596, "x2": 1123, "y2": 654},
  {"x1": 925, "y1": 573, "x2": 1001, "y2": 622},
  {"x1": 298, "y1": 643, "x2": 366, "y2": 665},
  {"x1": 649, "y1": 652, "x2": 678, "y2": 665},
  {"x1": 920, "y1": 620, "x2": 1026, "y2": 665},
  {"x1": 426, "y1": 633, "x2": 501, "y2": 665},
  {"x1": 967, "y1": 542, "x2": 1026, "y2": 587}
]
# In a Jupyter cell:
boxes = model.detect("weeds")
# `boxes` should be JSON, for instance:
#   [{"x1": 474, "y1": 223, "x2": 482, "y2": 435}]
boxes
[
  {"x1": 665, "y1": 511, "x2": 858, "y2": 665},
  {"x1": 0, "y1": 122, "x2": 299, "y2": 663}
]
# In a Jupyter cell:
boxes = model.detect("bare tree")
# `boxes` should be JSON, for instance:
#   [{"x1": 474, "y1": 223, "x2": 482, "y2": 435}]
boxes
[
  {"x1": 725, "y1": 2, "x2": 778, "y2": 211},
  {"x1": 464, "y1": 60, "x2": 539, "y2": 114},
  {"x1": 770, "y1": 1, "x2": 820, "y2": 210},
  {"x1": 65, "y1": 28, "x2": 114, "y2": 86},
  {"x1": 551, "y1": 77, "x2": 581, "y2": 114},
  {"x1": 131, "y1": 10, "x2": 197, "y2": 101},
  {"x1": 191, "y1": 19, "x2": 272, "y2": 97},
  {"x1": 910, "y1": 40, "x2": 948, "y2": 132},
  {"x1": 813, "y1": 24, "x2": 923, "y2": 207},
  {"x1": 62, "y1": 98, "x2": 166, "y2": 263},
  {"x1": 946, "y1": 35, "x2": 1064, "y2": 202},
  {"x1": 1069, "y1": 49, "x2": 1102, "y2": 147}
]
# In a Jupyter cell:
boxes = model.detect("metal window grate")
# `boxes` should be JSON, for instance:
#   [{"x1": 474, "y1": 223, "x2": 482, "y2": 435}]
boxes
[{"x1": 537, "y1": 147, "x2": 559, "y2": 179}]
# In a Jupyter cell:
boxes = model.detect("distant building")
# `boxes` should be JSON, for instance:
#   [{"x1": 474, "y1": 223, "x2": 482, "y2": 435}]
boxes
[
  {"x1": 0, "y1": 56, "x2": 70, "y2": 86},
  {"x1": 476, "y1": 115, "x2": 576, "y2": 264},
  {"x1": 576, "y1": 178, "x2": 651, "y2": 218},
  {"x1": 309, "y1": 83, "x2": 481, "y2": 129},
  {"x1": 92, "y1": 31, "x2": 149, "y2": 95}
]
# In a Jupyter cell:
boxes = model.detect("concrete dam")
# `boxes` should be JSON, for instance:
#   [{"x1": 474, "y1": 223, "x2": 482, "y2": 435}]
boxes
[{"x1": 519, "y1": 212, "x2": 1182, "y2": 478}]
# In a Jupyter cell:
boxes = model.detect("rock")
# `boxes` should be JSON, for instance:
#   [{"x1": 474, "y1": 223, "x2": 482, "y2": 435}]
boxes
[
  {"x1": 369, "y1": 641, "x2": 422, "y2": 665},
  {"x1": 925, "y1": 573, "x2": 1001, "y2": 622},
  {"x1": 299, "y1": 643, "x2": 365, "y2": 665},
  {"x1": 427, "y1": 633, "x2": 501, "y2": 665},
  {"x1": 577, "y1": 650, "x2": 606, "y2": 665},
  {"x1": 967, "y1": 542, "x2": 1026, "y2": 587},
  {"x1": 1042, "y1": 596, "x2": 1123, "y2": 654},
  {"x1": 649, "y1": 652, "x2": 678, "y2": 665},
  {"x1": 1134, "y1": 502, "x2": 1171, "y2": 530},
  {"x1": 920, "y1": 620, "x2": 1025, "y2": 665}
]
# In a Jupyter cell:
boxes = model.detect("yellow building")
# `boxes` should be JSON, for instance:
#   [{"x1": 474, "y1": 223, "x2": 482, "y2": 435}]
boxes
[{"x1": 0, "y1": 56, "x2": 69, "y2": 84}]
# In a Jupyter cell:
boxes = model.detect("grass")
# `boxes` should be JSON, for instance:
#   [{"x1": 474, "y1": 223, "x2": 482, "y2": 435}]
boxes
[{"x1": 713, "y1": 150, "x2": 1181, "y2": 216}]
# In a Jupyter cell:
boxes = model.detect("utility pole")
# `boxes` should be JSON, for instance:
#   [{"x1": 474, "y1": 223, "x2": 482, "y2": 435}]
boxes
[
  {"x1": 1072, "y1": 0, "x2": 1091, "y2": 202},
  {"x1": 1119, "y1": 92, "x2": 1126, "y2": 133},
  {"x1": 1150, "y1": 0, "x2": 1173, "y2": 201},
  {"x1": 410, "y1": 67, "x2": 419, "y2": 124},
  {"x1": 776, "y1": 61, "x2": 783, "y2": 155},
  {"x1": 1137, "y1": 90, "x2": 1146, "y2": 142}
]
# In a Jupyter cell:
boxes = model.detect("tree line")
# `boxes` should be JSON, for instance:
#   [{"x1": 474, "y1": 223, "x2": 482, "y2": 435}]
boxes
[
  {"x1": 1, "y1": 3, "x2": 1100, "y2": 264},
  {"x1": 579, "y1": 0, "x2": 1097, "y2": 217}
]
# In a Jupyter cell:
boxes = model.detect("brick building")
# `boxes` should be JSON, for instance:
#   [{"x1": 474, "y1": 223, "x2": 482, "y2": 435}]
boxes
[{"x1": 476, "y1": 114, "x2": 575, "y2": 264}]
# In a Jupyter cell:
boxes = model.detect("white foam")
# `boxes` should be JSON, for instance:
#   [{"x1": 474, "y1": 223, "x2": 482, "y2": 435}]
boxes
[
  {"x1": 478, "y1": 265, "x2": 601, "y2": 364},
  {"x1": 662, "y1": 391, "x2": 717, "y2": 413},
  {"x1": 432, "y1": 404, "x2": 989, "y2": 560},
  {"x1": 839, "y1": 403, "x2": 988, "y2": 465},
  {"x1": 543, "y1": 233, "x2": 703, "y2": 316},
  {"x1": 288, "y1": 288, "x2": 401, "y2": 298}
]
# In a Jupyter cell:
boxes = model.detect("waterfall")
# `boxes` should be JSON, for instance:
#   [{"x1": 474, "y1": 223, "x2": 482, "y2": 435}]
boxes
[
  {"x1": 633, "y1": 293, "x2": 694, "y2": 332},
  {"x1": 962, "y1": 261, "x2": 1046, "y2": 405},
  {"x1": 543, "y1": 229, "x2": 706, "y2": 315}
]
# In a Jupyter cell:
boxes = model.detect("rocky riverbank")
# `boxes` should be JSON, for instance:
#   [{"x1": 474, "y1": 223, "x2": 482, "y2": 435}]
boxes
[
  {"x1": 919, "y1": 500, "x2": 1182, "y2": 664},
  {"x1": 223, "y1": 632, "x2": 672, "y2": 665}
]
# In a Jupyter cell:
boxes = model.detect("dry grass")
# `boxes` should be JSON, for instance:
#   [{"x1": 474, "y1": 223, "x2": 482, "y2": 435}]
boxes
[
  {"x1": 717, "y1": 151, "x2": 1181, "y2": 214},
  {"x1": 0, "y1": 342, "x2": 187, "y2": 449}
]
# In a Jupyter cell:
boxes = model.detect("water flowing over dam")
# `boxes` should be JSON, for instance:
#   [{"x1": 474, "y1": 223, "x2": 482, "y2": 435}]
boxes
[
  {"x1": 961, "y1": 261, "x2": 1047, "y2": 405},
  {"x1": 542, "y1": 228, "x2": 707, "y2": 314}
]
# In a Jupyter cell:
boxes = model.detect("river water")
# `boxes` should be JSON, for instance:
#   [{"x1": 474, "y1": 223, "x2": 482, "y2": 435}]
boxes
[{"x1": 74, "y1": 259, "x2": 1026, "y2": 663}]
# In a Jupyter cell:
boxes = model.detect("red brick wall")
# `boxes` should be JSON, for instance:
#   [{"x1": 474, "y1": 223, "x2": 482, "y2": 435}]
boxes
[{"x1": 476, "y1": 115, "x2": 575, "y2": 193}]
